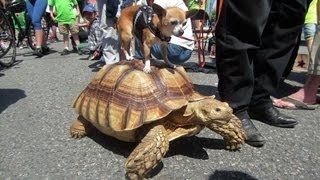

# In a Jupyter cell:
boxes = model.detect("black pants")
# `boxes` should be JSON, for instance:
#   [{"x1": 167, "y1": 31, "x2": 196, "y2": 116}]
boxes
[{"x1": 216, "y1": 0, "x2": 310, "y2": 118}]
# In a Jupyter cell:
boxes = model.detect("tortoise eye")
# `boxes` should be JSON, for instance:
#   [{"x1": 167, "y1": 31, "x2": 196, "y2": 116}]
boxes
[
  {"x1": 170, "y1": 20, "x2": 178, "y2": 25},
  {"x1": 215, "y1": 108, "x2": 221, "y2": 112}
]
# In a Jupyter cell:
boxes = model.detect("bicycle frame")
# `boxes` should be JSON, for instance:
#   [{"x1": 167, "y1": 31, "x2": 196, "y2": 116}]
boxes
[{"x1": 6, "y1": 9, "x2": 49, "y2": 50}]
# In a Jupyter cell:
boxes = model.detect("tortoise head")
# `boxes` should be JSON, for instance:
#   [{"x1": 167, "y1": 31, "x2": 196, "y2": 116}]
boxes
[{"x1": 186, "y1": 97, "x2": 234, "y2": 126}]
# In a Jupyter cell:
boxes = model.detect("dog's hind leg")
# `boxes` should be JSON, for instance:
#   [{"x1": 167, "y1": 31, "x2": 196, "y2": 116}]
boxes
[{"x1": 120, "y1": 32, "x2": 134, "y2": 61}]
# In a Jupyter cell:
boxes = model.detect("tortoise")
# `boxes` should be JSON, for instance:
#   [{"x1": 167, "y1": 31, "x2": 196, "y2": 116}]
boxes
[{"x1": 70, "y1": 60, "x2": 245, "y2": 179}]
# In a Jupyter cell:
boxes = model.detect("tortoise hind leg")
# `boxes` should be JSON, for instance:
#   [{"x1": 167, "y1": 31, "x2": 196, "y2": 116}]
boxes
[
  {"x1": 207, "y1": 115, "x2": 246, "y2": 150},
  {"x1": 70, "y1": 115, "x2": 92, "y2": 138},
  {"x1": 125, "y1": 124, "x2": 169, "y2": 180}
]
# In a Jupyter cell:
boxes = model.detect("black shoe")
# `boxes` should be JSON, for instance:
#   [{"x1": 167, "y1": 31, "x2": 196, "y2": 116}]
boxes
[
  {"x1": 248, "y1": 106, "x2": 298, "y2": 128},
  {"x1": 42, "y1": 46, "x2": 50, "y2": 55},
  {"x1": 61, "y1": 49, "x2": 70, "y2": 56},
  {"x1": 241, "y1": 118, "x2": 266, "y2": 147},
  {"x1": 33, "y1": 48, "x2": 44, "y2": 57}
]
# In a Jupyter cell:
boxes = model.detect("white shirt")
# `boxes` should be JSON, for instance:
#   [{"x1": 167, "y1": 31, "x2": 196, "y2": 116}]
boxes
[{"x1": 152, "y1": 0, "x2": 195, "y2": 50}]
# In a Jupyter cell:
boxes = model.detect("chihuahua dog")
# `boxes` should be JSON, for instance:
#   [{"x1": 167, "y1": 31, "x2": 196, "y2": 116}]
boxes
[{"x1": 117, "y1": 3, "x2": 196, "y2": 73}]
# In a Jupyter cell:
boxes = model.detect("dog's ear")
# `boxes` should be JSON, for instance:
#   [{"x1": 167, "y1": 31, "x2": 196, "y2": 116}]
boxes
[
  {"x1": 152, "y1": 3, "x2": 166, "y2": 18},
  {"x1": 185, "y1": 9, "x2": 198, "y2": 19}
]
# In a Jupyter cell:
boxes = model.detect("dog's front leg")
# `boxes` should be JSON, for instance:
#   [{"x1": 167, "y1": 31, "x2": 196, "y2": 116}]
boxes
[
  {"x1": 160, "y1": 42, "x2": 176, "y2": 69},
  {"x1": 142, "y1": 43, "x2": 152, "y2": 73}
]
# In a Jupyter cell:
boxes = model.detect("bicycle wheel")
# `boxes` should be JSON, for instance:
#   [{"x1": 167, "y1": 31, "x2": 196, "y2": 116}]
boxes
[
  {"x1": 0, "y1": 9, "x2": 16, "y2": 67},
  {"x1": 27, "y1": 17, "x2": 49, "y2": 50}
]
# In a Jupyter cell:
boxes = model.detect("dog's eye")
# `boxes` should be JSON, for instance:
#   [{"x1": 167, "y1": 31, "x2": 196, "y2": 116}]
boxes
[
  {"x1": 182, "y1": 21, "x2": 187, "y2": 26},
  {"x1": 170, "y1": 20, "x2": 178, "y2": 25}
]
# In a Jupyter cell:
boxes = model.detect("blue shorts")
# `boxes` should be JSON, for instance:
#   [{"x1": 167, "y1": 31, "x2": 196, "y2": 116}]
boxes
[
  {"x1": 303, "y1": 23, "x2": 317, "y2": 40},
  {"x1": 135, "y1": 43, "x2": 192, "y2": 64}
]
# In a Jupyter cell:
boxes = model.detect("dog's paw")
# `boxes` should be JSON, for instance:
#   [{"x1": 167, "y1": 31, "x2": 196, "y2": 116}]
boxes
[
  {"x1": 143, "y1": 60, "x2": 151, "y2": 73},
  {"x1": 127, "y1": 56, "x2": 134, "y2": 61},
  {"x1": 143, "y1": 67, "x2": 151, "y2": 73}
]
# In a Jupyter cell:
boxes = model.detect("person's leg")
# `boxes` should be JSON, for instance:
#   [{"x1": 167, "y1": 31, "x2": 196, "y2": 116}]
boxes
[
  {"x1": 63, "y1": 34, "x2": 69, "y2": 48},
  {"x1": 249, "y1": 0, "x2": 309, "y2": 110},
  {"x1": 273, "y1": 23, "x2": 317, "y2": 108},
  {"x1": 276, "y1": 29, "x2": 320, "y2": 107},
  {"x1": 70, "y1": 23, "x2": 80, "y2": 53},
  {"x1": 248, "y1": 0, "x2": 309, "y2": 127},
  {"x1": 216, "y1": 0, "x2": 271, "y2": 147},
  {"x1": 0, "y1": 0, "x2": 5, "y2": 8},
  {"x1": 304, "y1": 23, "x2": 317, "y2": 52},
  {"x1": 30, "y1": 0, "x2": 47, "y2": 47},
  {"x1": 58, "y1": 24, "x2": 70, "y2": 55},
  {"x1": 216, "y1": 0, "x2": 271, "y2": 116},
  {"x1": 51, "y1": 24, "x2": 58, "y2": 40}
]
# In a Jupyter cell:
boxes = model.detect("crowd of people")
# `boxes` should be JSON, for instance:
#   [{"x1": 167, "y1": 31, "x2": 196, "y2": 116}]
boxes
[{"x1": 2, "y1": 0, "x2": 319, "y2": 148}]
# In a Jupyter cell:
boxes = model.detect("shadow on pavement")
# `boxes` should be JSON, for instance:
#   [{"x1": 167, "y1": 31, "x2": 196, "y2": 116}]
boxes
[
  {"x1": 88, "y1": 61, "x2": 104, "y2": 72},
  {"x1": 183, "y1": 62, "x2": 217, "y2": 74},
  {"x1": 88, "y1": 127, "x2": 226, "y2": 178},
  {"x1": 0, "y1": 88, "x2": 26, "y2": 113},
  {"x1": 166, "y1": 136, "x2": 225, "y2": 159},
  {"x1": 209, "y1": 170, "x2": 258, "y2": 180}
]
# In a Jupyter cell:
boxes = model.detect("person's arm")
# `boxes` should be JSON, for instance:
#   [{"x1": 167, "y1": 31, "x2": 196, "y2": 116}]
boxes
[
  {"x1": 92, "y1": 19, "x2": 102, "y2": 51},
  {"x1": 49, "y1": 6, "x2": 56, "y2": 22},
  {"x1": 71, "y1": 0, "x2": 80, "y2": 22},
  {"x1": 77, "y1": 19, "x2": 89, "y2": 28}
]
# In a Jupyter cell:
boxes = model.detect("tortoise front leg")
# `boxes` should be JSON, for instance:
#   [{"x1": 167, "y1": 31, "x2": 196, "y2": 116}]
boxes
[
  {"x1": 207, "y1": 115, "x2": 246, "y2": 150},
  {"x1": 70, "y1": 115, "x2": 92, "y2": 138},
  {"x1": 125, "y1": 124, "x2": 169, "y2": 180}
]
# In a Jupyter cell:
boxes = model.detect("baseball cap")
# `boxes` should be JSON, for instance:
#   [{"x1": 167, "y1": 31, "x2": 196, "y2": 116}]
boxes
[{"x1": 83, "y1": 4, "x2": 97, "y2": 13}]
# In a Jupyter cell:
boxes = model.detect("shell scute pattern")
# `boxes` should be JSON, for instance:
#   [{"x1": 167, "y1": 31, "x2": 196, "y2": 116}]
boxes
[{"x1": 73, "y1": 61, "x2": 197, "y2": 131}]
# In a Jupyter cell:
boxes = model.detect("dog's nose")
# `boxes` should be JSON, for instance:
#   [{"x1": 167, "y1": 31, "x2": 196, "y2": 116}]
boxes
[{"x1": 177, "y1": 30, "x2": 184, "y2": 36}]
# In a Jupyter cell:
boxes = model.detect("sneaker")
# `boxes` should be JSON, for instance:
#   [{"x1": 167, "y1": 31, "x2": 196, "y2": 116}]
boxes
[
  {"x1": 33, "y1": 48, "x2": 44, "y2": 57},
  {"x1": 61, "y1": 49, "x2": 70, "y2": 56},
  {"x1": 42, "y1": 46, "x2": 50, "y2": 55}
]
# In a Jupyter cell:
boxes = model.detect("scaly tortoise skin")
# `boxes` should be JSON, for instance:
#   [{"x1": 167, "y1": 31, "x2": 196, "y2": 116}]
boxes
[{"x1": 70, "y1": 60, "x2": 245, "y2": 180}]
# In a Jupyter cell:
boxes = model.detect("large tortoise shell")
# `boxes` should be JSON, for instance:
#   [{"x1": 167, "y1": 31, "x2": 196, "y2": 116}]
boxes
[{"x1": 73, "y1": 60, "x2": 203, "y2": 131}]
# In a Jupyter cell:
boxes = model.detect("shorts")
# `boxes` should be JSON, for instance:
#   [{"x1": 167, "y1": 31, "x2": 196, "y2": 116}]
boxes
[
  {"x1": 58, "y1": 23, "x2": 79, "y2": 35},
  {"x1": 303, "y1": 23, "x2": 317, "y2": 40}
]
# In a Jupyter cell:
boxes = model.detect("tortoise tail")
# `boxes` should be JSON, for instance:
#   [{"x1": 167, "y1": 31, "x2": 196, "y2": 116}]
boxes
[{"x1": 125, "y1": 124, "x2": 169, "y2": 180}]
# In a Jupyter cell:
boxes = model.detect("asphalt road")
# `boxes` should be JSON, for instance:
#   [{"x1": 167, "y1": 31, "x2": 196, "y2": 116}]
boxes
[{"x1": 0, "y1": 40, "x2": 319, "y2": 180}]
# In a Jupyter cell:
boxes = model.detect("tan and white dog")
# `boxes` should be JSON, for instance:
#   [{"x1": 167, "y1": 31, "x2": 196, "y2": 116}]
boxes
[{"x1": 117, "y1": 3, "x2": 197, "y2": 73}]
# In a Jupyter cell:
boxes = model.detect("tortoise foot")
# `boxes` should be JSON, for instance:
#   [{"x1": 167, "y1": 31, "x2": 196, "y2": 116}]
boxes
[
  {"x1": 126, "y1": 172, "x2": 147, "y2": 180},
  {"x1": 225, "y1": 139, "x2": 244, "y2": 150},
  {"x1": 70, "y1": 116, "x2": 91, "y2": 139}
]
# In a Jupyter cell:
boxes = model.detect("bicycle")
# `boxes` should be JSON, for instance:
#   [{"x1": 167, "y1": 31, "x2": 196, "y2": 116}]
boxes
[
  {"x1": 0, "y1": 3, "x2": 16, "y2": 67},
  {"x1": 0, "y1": 0, "x2": 49, "y2": 67}
]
